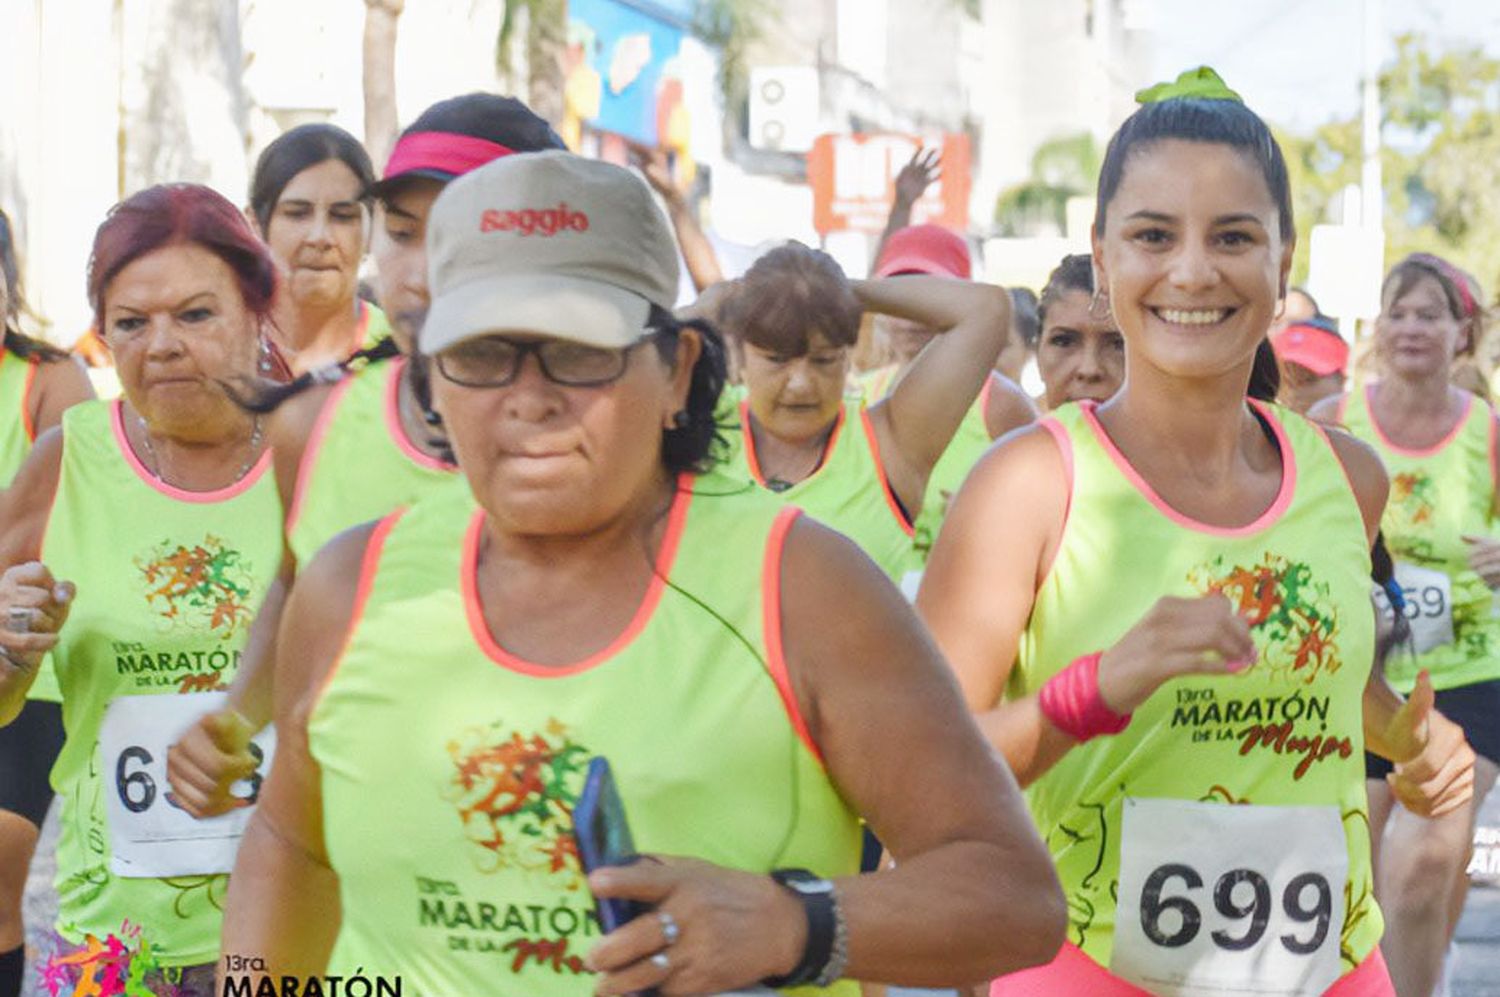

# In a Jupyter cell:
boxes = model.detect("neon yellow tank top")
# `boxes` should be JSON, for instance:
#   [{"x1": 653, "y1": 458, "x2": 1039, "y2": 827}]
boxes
[
  {"x1": 286, "y1": 357, "x2": 462, "y2": 567},
  {"x1": 356, "y1": 300, "x2": 392, "y2": 352},
  {"x1": 308, "y1": 479, "x2": 862, "y2": 995},
  {"x1": 1018, "y1": 401, "x2": 1380, "y2": 976},
  {"x1": 1341, "y1": 384, "x2": 1500, "y2": 692},
  {"x1": 43, "y1": 400, "x2": 282, "y2": 965},
  {"x1": 720, "y1": 393, "x2": 916, "y2": 582},
  {"x1": 860, "y1": 364, "x2": 996, "y2": 563},
  {"x1": 0, "y1": 347, "x2": 37, "y2": 487},
  {"x1": 0, "y1": 349, "x2": 63, "y2": 703}
]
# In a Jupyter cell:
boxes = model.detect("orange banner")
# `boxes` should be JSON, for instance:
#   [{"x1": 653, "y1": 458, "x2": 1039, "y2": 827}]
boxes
[{"x1": 807, "y1": 132, "x2": 971, "y2": 236}]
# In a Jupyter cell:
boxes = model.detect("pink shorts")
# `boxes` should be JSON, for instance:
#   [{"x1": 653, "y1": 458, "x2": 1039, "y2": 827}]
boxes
[{"x1": 990, "y1": 942, "x2": 1393, "y2": 996}]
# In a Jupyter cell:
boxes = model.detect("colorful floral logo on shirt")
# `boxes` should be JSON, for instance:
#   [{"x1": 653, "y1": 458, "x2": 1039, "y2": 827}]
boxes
[
  {"x1": 135, "y1": 535, "x2": 256, "y2": 637},
  {"x1": 40, "y1": 921, "x2": 163, "y2": 997},
  {"x1": 1189, "y1": 552, "x2": 1342, "y2": 684},
  {"x1": 1389, "y1": 471, "x2": 1437, "y2": 529},
  {"x1": 442, "y1": 718, "x2": 589, "y2": 885}
]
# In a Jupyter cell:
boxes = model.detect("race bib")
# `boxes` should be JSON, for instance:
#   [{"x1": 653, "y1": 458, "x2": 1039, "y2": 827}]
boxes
[
  {"x1": 1372, "y1": 562, "x2": 1453, "y2": 655},
  {"x1": 98, "y1": 691, "x2": 275, "y2": 878},
  {"x1": 1112, "y1": 798, "x2": 1347, "y2": 997}
]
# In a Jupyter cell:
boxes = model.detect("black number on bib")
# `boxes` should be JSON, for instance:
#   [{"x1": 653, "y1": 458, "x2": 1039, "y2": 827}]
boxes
[
  {"x1": 1210, "y1": 869, "x2": 1271, "y2": 950},
  {"x1": 1280, "y1": 872, "x2": 1333, "y2": 954},
  {"x1": 1140, "y1": 863, "x2": 1203, "y2": 947},
  {"x1": 1420, "y1": 586, "x2": 1446, "y2": 619},
  {"x1": 243, "y1": 742, "x2": 265, "y2": 806},
  {"x1": 116, "y1": 746, "x2": 156, "y2": 813}
]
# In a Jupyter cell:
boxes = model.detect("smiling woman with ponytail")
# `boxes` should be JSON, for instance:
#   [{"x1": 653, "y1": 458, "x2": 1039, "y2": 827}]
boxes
[{"x1": 918, "y1": 67, "x2": 1473, "y2": 995}]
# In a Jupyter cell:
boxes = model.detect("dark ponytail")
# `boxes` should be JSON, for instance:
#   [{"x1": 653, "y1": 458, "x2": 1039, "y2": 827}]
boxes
[
  {"x1": 1369, "y1": 531, "x2": 1412, "y2": 677},
  {"x1": 3, "y1": 329, "x2": 70, "y2": 363},
  {"x1": 225, "y1": 336, "x2": 400, "y2": 414},
  {"x1": 1248, "y1": 338, "x2": 1281, "y2": 402},
  {"x1": 648, "y1": 304, "x2": 729, "y2": 475}
]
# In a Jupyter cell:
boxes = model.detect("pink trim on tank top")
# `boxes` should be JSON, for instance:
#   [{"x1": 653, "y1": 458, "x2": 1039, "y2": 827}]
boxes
[
  {"x1": 109, "y1": 400, "x2": 272, "y2": 503},
  {"x1": 1079, "y1": 398, "x2": 1296, "y2": 538},
  {"x1": 739, "y1": 399, "x2": 846, "y2": 489},
  {"x1": 311, "y1": 509, "x2": 406, "y2": 714},
  {"x1": 20, "y1": 357, "x2": 39, "y2": 443},
  {"x1": 1303, "y1": 417, "x2": 1364, "y2": 514},
  {"x1": 990, "y1": 941, "x2": 1392, "y2": 996},
  {"x1": 1489, "y1": 402, "x2": 1500, "y2": 499},
  {"x1": 1362, "y1": 382, "x2": 1473, "y2": 457},
  {"x1": 860, "y1": 407, "x2": 915, "y2": 535},
  {"x1": 760, "y1": 506, "x2": 824, "y2": 766},
  {"x1": 284, "y1": 375, "x2": 356, "y2": 535},
  {"x1": 461, "y1": 475, "x2": 693, "y2": 677},
  {"x1": 384, "y1": 357, "x2": 456, "y2": 472},
  {"x1": 1037, "y1": 417, "x2": 1074, "y2": 540}
]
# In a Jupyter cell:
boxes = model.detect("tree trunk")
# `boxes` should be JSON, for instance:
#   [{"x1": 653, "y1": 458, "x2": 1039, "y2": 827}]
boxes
[{"x1": 525, "y1": 0, "x2": 567, "y2": 127}]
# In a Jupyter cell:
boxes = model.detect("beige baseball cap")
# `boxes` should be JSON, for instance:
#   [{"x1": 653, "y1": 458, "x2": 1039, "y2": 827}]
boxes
[{"x1": 421, "y1": 150, "x2": 680, "y2": 354}]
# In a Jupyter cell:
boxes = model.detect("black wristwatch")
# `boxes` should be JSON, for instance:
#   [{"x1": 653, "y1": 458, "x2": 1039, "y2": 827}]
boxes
[{"x1": 762, "y1": 867, "x2": 847, "y2": 989}]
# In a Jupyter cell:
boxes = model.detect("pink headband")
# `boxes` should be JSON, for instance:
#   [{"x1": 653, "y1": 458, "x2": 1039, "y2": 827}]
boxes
[
  {"x1": 382, "y1": 132, "x2": 515, "y2": 183},
  {"x1": 1411, "y1": 253, "x2": 1478, "y2": 318}
]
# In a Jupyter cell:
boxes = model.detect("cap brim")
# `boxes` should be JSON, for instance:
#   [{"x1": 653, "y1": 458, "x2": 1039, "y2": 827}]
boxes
[
  {"x1": 873, "y1": 253, "x2": 962, "y2": 280},
  {"x1": 1276, "y1": 349, "x2": 1345, "y2": 377},
  {"x1": 370, "y1": 168, "x2": 457, "y2": 200},
  {"x1": 420, "y1": 273, "x2": 653, "y2": 354}
]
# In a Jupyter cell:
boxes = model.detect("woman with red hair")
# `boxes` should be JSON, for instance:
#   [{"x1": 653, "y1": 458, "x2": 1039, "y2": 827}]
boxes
[{"x1": 0, "y1": 184, "x2": 285, "y2": 995}]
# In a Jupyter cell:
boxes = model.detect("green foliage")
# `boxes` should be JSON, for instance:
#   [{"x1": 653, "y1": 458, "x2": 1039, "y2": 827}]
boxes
[
  {"x1": 1277, "y1": 33, "x2": 1500, "y2": 295},
  {"x1": 993, "y1": 131, "x2": 1101, "y2": 236},
  {"x1": 693, "y1": 0, "x2": 775, "y2": 126}
]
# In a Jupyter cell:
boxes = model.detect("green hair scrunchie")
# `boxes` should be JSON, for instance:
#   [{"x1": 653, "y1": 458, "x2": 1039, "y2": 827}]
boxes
[{"x1": 1135, "y1": 66, "x2": 1243, "y2": 105}]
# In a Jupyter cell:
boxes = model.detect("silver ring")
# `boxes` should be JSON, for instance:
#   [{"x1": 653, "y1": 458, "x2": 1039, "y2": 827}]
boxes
[
  {"x1": 650, "y1": 951, "x2": 670, "y2": 971},
  {"x1": 7, "y1": 607, "x2": 31, "y2": 634},
  {"x1": 658, "y1": 910, "x2": 679, "y2": 946}
]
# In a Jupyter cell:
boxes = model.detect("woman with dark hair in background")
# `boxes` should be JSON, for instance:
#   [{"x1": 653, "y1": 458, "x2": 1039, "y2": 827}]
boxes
[
  {"x1": 166, "y1": 93, "x2": 568, "y2": 822},
  {"x1": 0, "y1": 184, "x2": 285, "y2": 995},
  {"x1": 1032, "y1": 253, "x2": 1124, "y2": 412},
  {"x1": 0, "y1": 206, "x2": 93, "y2": 997},
  {"x1": 220, "y1": 150, "x2": 1064, "y2": 997},
  {"x1": 1312, "y1": 253, "x2": 1500, "y2": 995},
  {"x1": 920, "y1": 69, "x2": 1472, "y2": 994},
  {"x1": 248, "y1": 123, "x2": 383, "y2": 373},
  {"x1": 717, "y1": 242, "x2": 1009, "y2": 585}
]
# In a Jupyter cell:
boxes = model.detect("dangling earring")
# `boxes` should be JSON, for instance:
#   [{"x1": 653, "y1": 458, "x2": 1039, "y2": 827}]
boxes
[
  {"x1": 1089, "y1": 288, "x2": 1112, "y2": 320},
  {"x1": 669, "y1": 410, "x2": 689, "y2": 430},
  {"x1": 258, "y1": 335, "x2": 274, "y2": 374}
]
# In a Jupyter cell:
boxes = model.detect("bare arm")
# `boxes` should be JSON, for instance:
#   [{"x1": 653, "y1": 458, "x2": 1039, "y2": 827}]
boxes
[
  {"x1": 869, "y1": 148, "x2": 939, "y2": 276},
  {"x1": 219, "y1": 523, "x2": 374, "y2": 985},
  {"x1": 784, "y1": 517, "x2": 1064, "y2": 982},
  {"x1": 1305, "y1": 392, "x2": 1348, "y2": 429},
  {"x1": 28, "y1": 357, "x2": 94, "y2": 438},
  {"x1": 632, "y1": 144, "x2": 723, "y2": 293},
  {"x1": 917, "y1": 426, "x2": 1258, "y2": 786},
  {"x1": 361, "y1": 0, "x2": 404, "y2": 171},
  {"x1": 0, "y1": 430, "x2": 66, "y2": 723},
  {"x1": 168, "y1": 388, "x2": 331, "y2": 816},
  {"x1": 588, "y1": 517, "x2": 1065, "y2": 992},
  {"x1": 857, "y1": 276, "x2": 1009, "y2": 517},
  {"x1": 981, "y1": 371, "x2": 1038, "y2": 440}
]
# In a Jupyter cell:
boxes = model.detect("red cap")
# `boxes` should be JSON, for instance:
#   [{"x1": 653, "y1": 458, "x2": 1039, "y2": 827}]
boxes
[
  {"x1": 874, "y1": 224, "x2": 971, "y2": 280},
  {"x1": 1271, "y1": 318, "x2": 1348, "y2": 377}
]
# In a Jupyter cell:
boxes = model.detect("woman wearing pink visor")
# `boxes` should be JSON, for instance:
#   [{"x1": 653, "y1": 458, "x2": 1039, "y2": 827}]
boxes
[{"x1": 1271, "y1": 315, "x2": 1348, "y2": 415}]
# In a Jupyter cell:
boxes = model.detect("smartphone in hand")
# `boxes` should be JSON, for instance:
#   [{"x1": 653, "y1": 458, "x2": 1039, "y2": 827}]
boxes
[{"x1": 573, "y1": 756, "x2": 650, "y2": 933}]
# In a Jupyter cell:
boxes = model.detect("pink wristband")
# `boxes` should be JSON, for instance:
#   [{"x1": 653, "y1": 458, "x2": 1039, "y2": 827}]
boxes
[{"x1": 1038, "y1": 652, "x2": 1132, "y2": 742}]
